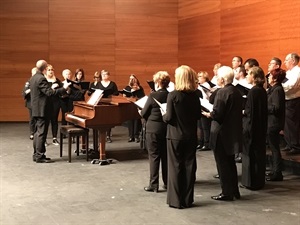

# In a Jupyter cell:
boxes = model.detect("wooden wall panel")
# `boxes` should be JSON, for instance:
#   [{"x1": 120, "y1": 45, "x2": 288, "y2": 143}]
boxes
[
  {"x1": 178, "y1": 0, "x2": 300, "y2": 79},
  {"x1": 0, "y1": 0, "x2": 49, "y2": 121},
  {"x1": 48, "y1": 0, "x2": 116, "y2": 81},
  {"x1": 179, "y1": 0, "x2": 219, "y2": 19},
  {"x1": 178, "y1": 12, "x2": 220, "y2": 75},
  {"x1": 220, "y1": 0, "x2": 281, "y2": 71},
  {"x1": 0, "y1": 0, "x2": 178, "y2": 121},
  {"x1": 115, "y1": 0, "x2": 178, "y2": 93},
  {"x1": 1, "y1": 0, "x2": 299, "y2": 121}
]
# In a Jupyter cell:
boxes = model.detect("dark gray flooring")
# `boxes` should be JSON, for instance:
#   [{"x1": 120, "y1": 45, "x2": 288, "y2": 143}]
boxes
[{"x1": 0, "y1": 123, "x2": 299, "y2": 225}]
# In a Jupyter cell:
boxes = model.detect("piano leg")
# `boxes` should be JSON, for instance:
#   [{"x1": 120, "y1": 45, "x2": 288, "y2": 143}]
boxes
[{"x1": 91, "y1": 129, "x2": 112, "y2": 165}]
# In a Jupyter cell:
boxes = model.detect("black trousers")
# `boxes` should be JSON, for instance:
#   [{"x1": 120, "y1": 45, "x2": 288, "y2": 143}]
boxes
[
  {"x1": 27, "y1": 107, "x2": 36, "y2": 135},
  {"x1": 60, "y1": 98, "x2": 69, "y2": 126},
  {"x1": 145, "y1": 132, "x2": 167, "y2": 187},
  {"x1": 33, "y1": 117, "x2": 50, "y2": 159},
  {"x1": 47, "y1": 100, "x2": 61, "y2": 138},
  {"x1": 200, "y1": 116, "x2": 211, "y2": 147},
  {"x1": 268, "y1": 127, "x2": 283, "y2": 174},
  {"x1": 128, "y1": 119, "x2": 142, "y2": 139},
  {"x1": 213, "y1": 140, "x2": 239, "y2": 196},
  {"x1": 167, "y1": 138, "x2": 197, "y2": 208},
  {"x1": 284, "y1": 97, "x2": 300, "y2": 151}
]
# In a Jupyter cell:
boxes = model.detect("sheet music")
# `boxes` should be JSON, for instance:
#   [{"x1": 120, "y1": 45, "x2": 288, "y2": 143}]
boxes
[
  {"x1": 134, "y1": 96, "x2": 148, "y2": 109},
  {"x1": 87, "y1": 89, "x2": 104, "y2": 105},
  {"x1": 200, "y1": 98, "x2": 213, "y2": 112},
  {"x1": 153, "y1": 97, "x2": 167, "y2": 114}
]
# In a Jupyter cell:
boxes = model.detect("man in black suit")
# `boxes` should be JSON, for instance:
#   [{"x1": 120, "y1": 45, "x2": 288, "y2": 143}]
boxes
[
  {"x1": 202, "y1": 66, "x2": 243, "y2": 201},
  {"x1": 30, "y1": 60, "x2": 70, "y2": 163}
]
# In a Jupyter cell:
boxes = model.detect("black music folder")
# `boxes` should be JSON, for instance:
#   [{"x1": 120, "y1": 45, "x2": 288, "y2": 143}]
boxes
[
  {"x1": 235, "y1": 83, "x2": 251, "y2": 97},
  {"x1": 67, "y1": 79, "x2": 90, "y2": 90},
  {"x1": 147, "y1": 80, "x2": 155, "y2": 91}
]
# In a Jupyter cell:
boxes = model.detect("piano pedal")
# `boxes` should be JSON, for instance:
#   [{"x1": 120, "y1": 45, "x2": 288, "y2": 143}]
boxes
[{"x1": 90, "y1": 158, "x2": 113, "y2": 165}]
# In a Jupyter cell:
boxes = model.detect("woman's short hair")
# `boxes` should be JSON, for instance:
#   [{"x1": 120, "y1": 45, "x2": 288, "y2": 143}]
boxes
[
  {"x1": 197, "y1": 71, "x2": 209, "y2": 82},
  {"x1": 153, "y1": 71, "x2": 170, "y2": 89},
  {"x1": 248, "y1": 66, "x2": 265, "y2": 86},
  {"x1": 270, "y1": 68, "x2": 286, "y2": 84},
  {"x1": 175, "y1": 65, "x2": 197, "y2": 91}
]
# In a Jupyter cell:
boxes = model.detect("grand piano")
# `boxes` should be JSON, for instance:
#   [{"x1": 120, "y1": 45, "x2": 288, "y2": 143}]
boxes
[{"x1": 65, "y1": 94, "x2": 141, "y2": 165}]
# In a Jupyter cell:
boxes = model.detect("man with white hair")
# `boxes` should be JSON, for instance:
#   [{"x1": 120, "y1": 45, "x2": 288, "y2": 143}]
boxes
[
  {"x1": 282, "y1": 53, "x2": 300, "y2": 155},
  {"x1": 30, "y1": 60, "x2": 70, "y2": 163},
  {"x1": 202, "y1": 66, "x2": 243, "y2": 201}
]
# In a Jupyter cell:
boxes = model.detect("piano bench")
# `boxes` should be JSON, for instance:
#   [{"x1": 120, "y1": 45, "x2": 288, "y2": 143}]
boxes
[{"x1": 59, "y1": 125, "x2": 89, "y2": 163}]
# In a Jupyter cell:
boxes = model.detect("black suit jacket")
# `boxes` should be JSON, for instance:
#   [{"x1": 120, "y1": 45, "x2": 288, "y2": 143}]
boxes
[
  {"x1": 141, "y1": 89, "x2": 169, "y2": 134},
  {"x1": 29, "y1": 72, "x2": 65, "y2": 118},
  {"x1": 267, "y1": 83, "x2": 285, "y2": 130},
  {"x1": 209, "y1": 84, "x2": 243, "y2": 155},
  {"x1": 163, "y1": 90, "x2": 201, "y2": 140}
]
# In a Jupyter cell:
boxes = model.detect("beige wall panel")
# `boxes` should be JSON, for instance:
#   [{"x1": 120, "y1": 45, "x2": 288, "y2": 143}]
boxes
[{"x1": 179, "y1": 0, "x2": 220, "y2": 19}]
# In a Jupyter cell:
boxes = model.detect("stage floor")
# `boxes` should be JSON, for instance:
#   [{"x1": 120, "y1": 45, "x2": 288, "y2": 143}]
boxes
[{"x1": 0, "y1": 122, "x2": 299, "y2": 225}]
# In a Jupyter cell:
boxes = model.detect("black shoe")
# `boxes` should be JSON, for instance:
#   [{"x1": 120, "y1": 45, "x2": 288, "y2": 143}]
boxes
[
  {"x1": 33, "y1": 155, "x2": 51, "y2": 162},
  {"x1": 285, "y1": 149, "x2": 300, "y2": 155},
  {"x1": 213, "y1": 174, "x2": 220, "y2": 179},
  {"x1": 265, "y1": 171, "x2": 274, "y2": 176},
  {"x1": 144, "y1": 186, "x2": 158, "y2": 193},
  {"x1": 211, "y1": 193, "x2": 234, "y2": 201},
  {"x1": 266, "y1": 174, "x2": 283, "y2": 181},
  {"x1": 52, "y1": 138, "x2": 59, "y2": 146},
  {"x1": 198, "y1": 146, "x2": 211, "y2": 151},
  {"x1": 29, "y1": 135, "x2": 34, "y2": 140},
  {"x1": 128, "y1": 138, "x2": 134, "y2": 142},
  {"x1": 234, "y1": 192, "x2": 241, "y2": 199},
  {"x1": 36, "y1": 157, "x2": 53, "y2": 163},
  {"x1": 106, "y1": 136, "x2": 112, "y2": 143},
  {"x1": 135, "y1": 138, "x2": 140, "y2": 143},
  {"x1": 196, "y1": 145, "x2": 203, "y2": 150},
  {"x1": 281, "y1": 147, "x2": 290, "y2": 152},
  {"x1": 235, "y1": 156, "x2": 242, "y2": 163}
]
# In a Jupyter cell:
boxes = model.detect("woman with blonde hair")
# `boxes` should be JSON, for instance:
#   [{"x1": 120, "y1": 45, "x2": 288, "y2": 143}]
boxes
[{"x1": 163, "y1": 65, "x2": 201, "y2": 209}]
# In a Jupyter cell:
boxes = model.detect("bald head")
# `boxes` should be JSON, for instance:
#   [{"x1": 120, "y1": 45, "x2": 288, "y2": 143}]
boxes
[{"x1": 36, "y1": 60, "x2": 48, "y2": 73}]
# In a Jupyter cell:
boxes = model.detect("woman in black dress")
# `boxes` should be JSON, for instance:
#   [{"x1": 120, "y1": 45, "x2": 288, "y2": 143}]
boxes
[
  {"x1": 98, "y1": 70, "x2": 119, "y2": 142},
  {"x1": 122, "y1": 74, "x2": 145, "y2": 142},
  {"x1": 241, "y1": 66, "x2": 268, "y2": 190},
  {"x1": 266, "y1": 68, "x2": 286, "y2": 181},
  {"x1": 141, "y1": 71, "x2": 170, "y2": 192},
  {"x1": 163, "y1": 65, "x2": 201, "y2": 209}
]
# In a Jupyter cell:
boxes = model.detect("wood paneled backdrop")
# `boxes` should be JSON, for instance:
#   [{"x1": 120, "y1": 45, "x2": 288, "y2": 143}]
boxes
[{"x1": 0, "y1": 0, "x2": 299, "y2": 121}]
